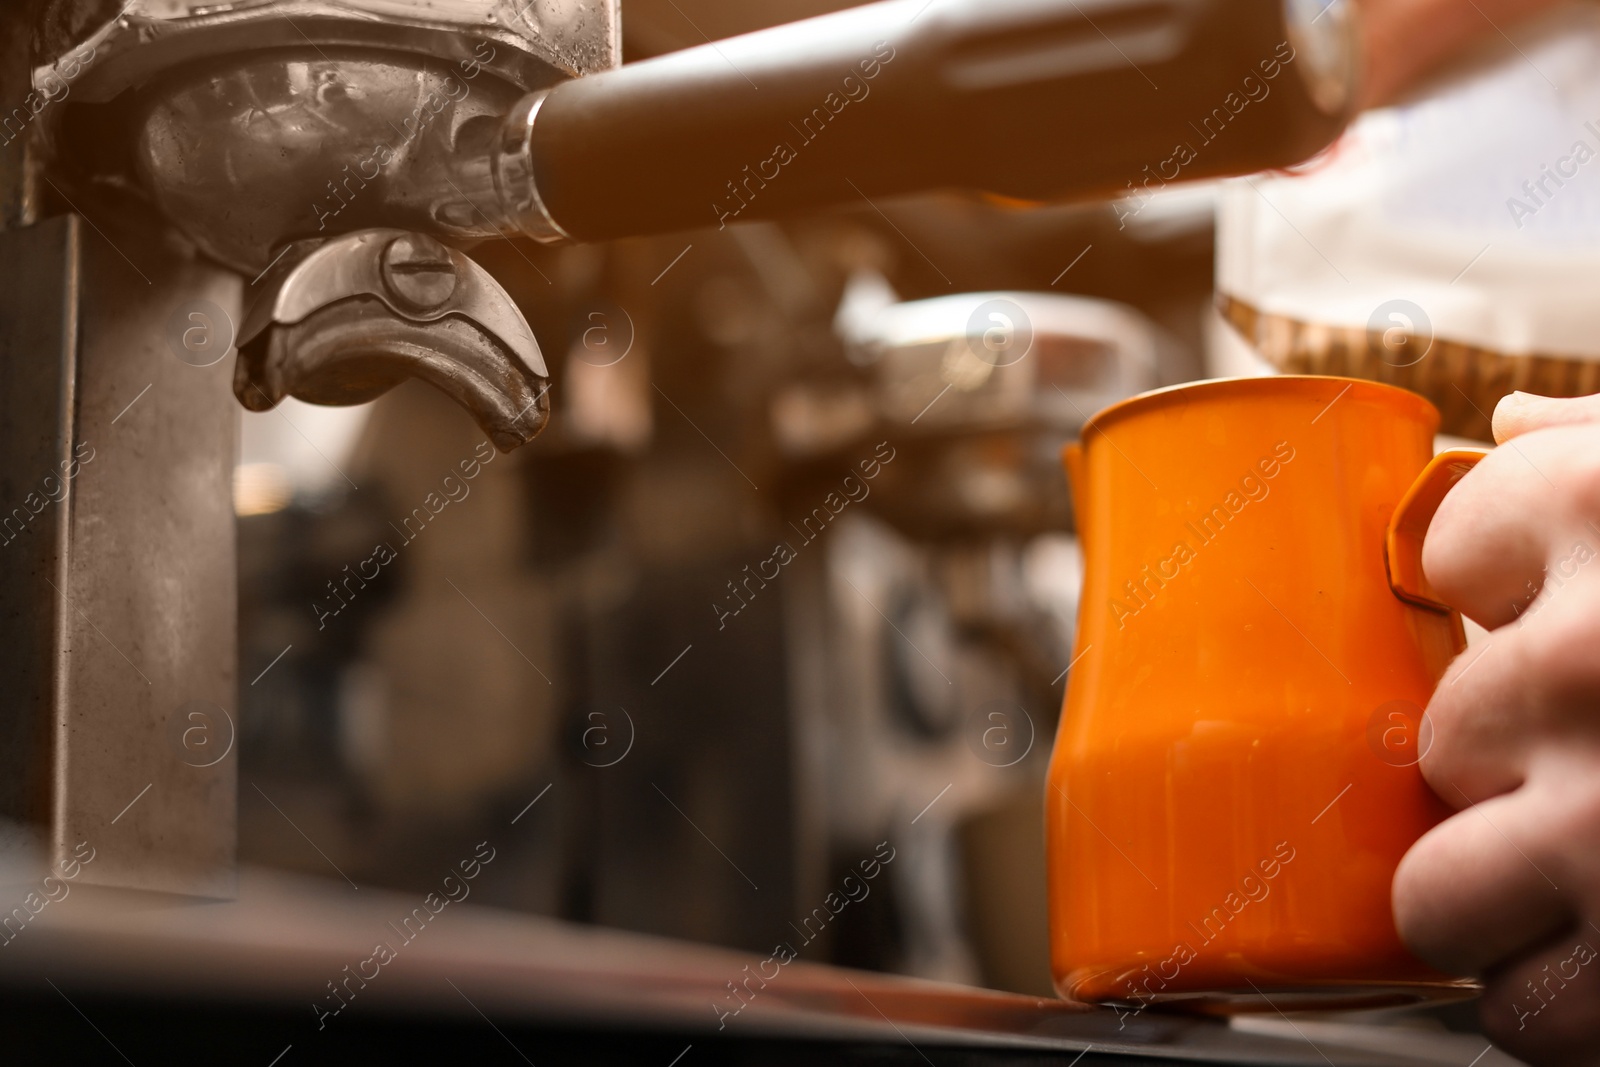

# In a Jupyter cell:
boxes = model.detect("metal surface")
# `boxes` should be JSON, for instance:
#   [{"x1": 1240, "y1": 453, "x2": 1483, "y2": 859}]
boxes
[
  {"x1": 36, "y1": 0, "x2": 621, "y2": 105},
  {"x1": 0, "y1": 213, "x2": 238, "y2": 898},
  {"x1": 1283, "y1": 0, "x2": 1359, "y2": 114},
  {"x1": 0, "y1": 0, "x2": 42, "y2": 230},
  {"x1": 0, "y1": 866, "x2": 1502, "y2": 1066},
  {"x1": 486, "y1": 89, "x2": 573, "y2": 242},
  {"x1": 236, "y1": 228, "x2": 551, "y2": 452},
  {"x1": 34, "y1": 0, "x2": 621, "y2": 273},
  {"x1": 461, "y1": 0, "x2": 1359, "y2": 243},
  {"x1": 380, "y1": 231, "x2": 459, "y2": 310},
  {"x1": 0, "y1": 217, "x2": 76, "y2": 831},
  {"x1": 847, "y1": 291, "x2": 1160, "y2": 432},
  {"x1": 132, "y1": 55, "x2": 529, "y2": 273}
]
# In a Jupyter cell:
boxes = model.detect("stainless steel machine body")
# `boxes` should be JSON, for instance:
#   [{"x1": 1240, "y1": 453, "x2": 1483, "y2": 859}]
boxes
[{"x1": 0, "y1": 212, "x2": 239, "y2": 896}]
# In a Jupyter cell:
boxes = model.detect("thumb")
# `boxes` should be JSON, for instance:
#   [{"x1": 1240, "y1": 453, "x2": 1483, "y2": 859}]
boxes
[{"x1": 1492, "y1": 391, "x2": 1600, "y2": 445}]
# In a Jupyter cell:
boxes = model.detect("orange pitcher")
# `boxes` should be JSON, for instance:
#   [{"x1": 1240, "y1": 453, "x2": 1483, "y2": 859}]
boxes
[{"x1": 1047, "y1": 376, "x2": 1482, "y2": 1012}]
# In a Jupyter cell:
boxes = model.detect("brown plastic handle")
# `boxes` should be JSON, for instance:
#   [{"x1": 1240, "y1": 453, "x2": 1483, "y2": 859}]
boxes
[{"x1": 1385, "y1": 450, "x2": 1488, "y2": 612}]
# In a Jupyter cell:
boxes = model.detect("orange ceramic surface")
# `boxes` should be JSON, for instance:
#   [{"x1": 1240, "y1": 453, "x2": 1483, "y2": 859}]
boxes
[{"x1": 1047, "y1": 376, "x2": 1480, "y2": 1011}]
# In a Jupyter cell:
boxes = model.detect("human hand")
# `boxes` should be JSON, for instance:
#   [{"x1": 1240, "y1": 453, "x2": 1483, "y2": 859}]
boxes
[
  {"x1": 1353, "y1": 0, "x2": 1565, "y2": 108},
  {"x1": 1393, "y1": 392, "x2": 1600, "y2": 1065}
]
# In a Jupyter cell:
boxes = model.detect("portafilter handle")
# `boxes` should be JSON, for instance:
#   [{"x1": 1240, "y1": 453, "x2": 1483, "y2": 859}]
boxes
[{"x1": 443, "y1": 0, "x2": 1358, "y2": 244}]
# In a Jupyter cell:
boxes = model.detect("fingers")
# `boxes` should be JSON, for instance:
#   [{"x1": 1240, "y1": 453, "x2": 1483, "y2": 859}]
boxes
[
  {"x1": 1421, "y1": 423, "x2": 1600, "y2": 629},
  {"x1": 1354, "y1": 0, "x2": 1567, "y2": 108},
  {"x1": 1393, "y1": 787, "x2": 1572, "y2": 976},
  {"x1": 1422, "y1": 445, "x2": 1569, "y2": 629},
  {"x1": 1422, "y1": 584, "x2": 1600, "y2": 803},
  {"x1": 1479, "y1": 929, "x2": 1600, "y2": 1067},
  {"x1": 1411, "y1": 401, "x2": 1600, "y2": 1061},
  {"x1": 1421, "y1": 627, "x2": 1535, "y2": 804},
  {"x1": 1409, "y1": 561, "x2": 1600, "y2": 981},
  {"x1": 1495, "y1": 392, "x2": 1600, "y2": 445}
]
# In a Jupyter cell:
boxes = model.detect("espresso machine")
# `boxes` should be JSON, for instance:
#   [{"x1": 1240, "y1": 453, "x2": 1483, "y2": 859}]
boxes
[
  {"x1": 0, "y1": 0, "x2": 1380, "y2": 1060},
  {"x1": 0, "y1": 0, "x2": 1355, "y2": 897}
]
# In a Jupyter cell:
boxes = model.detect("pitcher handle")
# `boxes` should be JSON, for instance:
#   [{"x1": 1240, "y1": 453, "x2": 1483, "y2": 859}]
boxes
[{"x1": 1385, "y1": 449, "x2": 1488, "y2": 612}]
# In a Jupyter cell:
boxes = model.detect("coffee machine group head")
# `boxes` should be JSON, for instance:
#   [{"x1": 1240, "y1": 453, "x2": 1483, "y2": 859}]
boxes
[{"x1": 31, "y1": 0, "x2": 628, "y2": 448}]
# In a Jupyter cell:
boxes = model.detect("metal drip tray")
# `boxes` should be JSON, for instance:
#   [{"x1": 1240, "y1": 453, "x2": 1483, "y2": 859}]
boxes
[{"x1": 0, "y1": 868, "x2": 1506, "y2": 1066}]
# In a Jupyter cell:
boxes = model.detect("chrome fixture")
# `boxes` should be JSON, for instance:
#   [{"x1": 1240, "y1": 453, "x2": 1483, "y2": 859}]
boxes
[{"x1": 237, "y1": 229, "x2": 551, "y2": 452}]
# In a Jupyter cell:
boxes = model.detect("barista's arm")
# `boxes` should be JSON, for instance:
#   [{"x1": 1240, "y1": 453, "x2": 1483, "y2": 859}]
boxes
[
  {"x1": 1355, "y1": 0, "x2": 1566, "y2": 108},
  {"x1": 1394, "y1": 393, "x2": 1600, "y2": 1065}
]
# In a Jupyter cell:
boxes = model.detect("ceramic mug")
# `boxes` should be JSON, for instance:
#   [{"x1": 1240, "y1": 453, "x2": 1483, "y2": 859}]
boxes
[{"x1": 1047, "y1": 376, "x2": 1483, "y2": 1012}]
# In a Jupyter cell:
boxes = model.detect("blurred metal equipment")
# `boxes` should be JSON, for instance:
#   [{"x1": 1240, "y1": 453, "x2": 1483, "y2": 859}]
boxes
[
  {"x1": 845, "y1": 290, "x2": 1162, "y2": 539},
  {"x1": 774, "y1": 290, "x2": 1155, "y2": 990},
  {"x1": 850, "y1": 291, "x2": 1158, "y2": 431}
]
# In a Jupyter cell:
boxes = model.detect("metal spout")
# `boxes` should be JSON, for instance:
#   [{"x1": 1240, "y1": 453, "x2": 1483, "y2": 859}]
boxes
[{"x1": 237, "y1": 230, "x2": 552, "y2": 453}]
